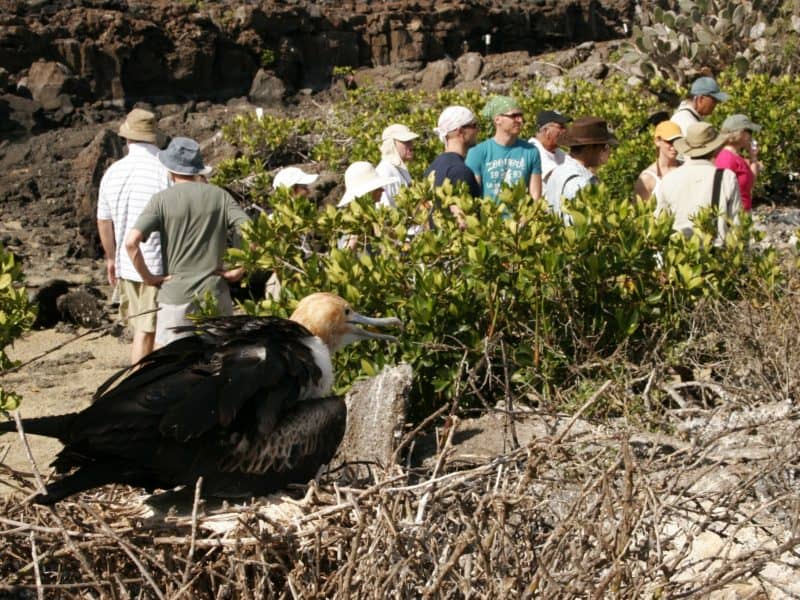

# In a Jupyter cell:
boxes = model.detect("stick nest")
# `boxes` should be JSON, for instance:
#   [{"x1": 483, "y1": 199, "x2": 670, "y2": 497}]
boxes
[{"x1": 2, "y1": 293, "x2": 800, "y2": 599}]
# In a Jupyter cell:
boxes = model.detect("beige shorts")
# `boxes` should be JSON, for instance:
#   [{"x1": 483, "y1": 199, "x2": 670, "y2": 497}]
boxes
[
  {"x1": 118, "y1": 279, "x2": 158, "y2": 333},
  {"x1": 155, "y1": 288, "x2": 233, "y2": 347}
]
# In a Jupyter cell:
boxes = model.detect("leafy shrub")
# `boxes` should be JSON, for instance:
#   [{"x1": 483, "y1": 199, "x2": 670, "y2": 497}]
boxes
[
  {"x1": 215, "y1": 75, "x2": 793, "y2": 418},
  {"x1": 0, "y1": 245, "x2": 36, "y2": 411},
  {"x1": 228, "y1": 180, "x2": 779, "y2": 418},
  {"x1": 215, "y1": 75, "x2": 800, "y2": 206}
]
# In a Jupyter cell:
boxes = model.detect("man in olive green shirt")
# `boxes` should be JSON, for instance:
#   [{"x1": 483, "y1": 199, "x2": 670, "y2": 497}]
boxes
[{"x1": 126, "y1": 137, "x2": 249, "y2": 347}]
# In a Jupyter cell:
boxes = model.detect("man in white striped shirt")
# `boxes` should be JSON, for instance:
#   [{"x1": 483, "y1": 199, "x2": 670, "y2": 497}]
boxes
[{"x1": 97, "y1": 108, "x2": 170, "y2": 364}]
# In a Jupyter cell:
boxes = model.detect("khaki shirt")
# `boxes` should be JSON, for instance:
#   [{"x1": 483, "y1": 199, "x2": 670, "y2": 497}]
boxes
[{"x1": 655, "y1": 158, "x2": 741, "y2": 245}]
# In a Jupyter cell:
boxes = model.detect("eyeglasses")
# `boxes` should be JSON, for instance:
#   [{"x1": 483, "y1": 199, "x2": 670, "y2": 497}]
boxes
[{"x1": 499, "y1": 113, "x2": 524, "y2": 121}]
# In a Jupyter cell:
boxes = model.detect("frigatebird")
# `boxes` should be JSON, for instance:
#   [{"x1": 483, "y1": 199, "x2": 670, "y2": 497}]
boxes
[{"x1": 0, "y1": 293, "x2": 401, "y2": 504}]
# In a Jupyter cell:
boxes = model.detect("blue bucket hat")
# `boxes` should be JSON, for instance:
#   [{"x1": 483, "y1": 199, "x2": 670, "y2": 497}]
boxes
[
  {"x1": 157, "y1": 137, "x2": 213, "y2": 176},
  {"x1": 690, "y1": 76, "x2": 730, "y2": 102}
]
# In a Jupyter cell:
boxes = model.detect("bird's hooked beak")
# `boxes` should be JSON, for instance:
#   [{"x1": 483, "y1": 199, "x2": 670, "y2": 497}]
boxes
[{"x1": 345, "y1": 311, "x2": 402, "y2": 344}]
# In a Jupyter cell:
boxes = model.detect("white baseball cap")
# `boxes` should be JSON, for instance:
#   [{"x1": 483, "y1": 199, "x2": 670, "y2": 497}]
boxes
[
  {"x1": 272, "y1": 166, "x2": 319, "y2": 190},
  {"x1": 381, "y1": 124, "x2": 420, "y2": 143}
]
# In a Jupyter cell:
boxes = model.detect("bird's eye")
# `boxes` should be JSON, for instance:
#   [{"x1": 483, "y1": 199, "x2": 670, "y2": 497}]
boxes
[{"x1": 345, "y1": 308, "x2": 351, "y2": 315}]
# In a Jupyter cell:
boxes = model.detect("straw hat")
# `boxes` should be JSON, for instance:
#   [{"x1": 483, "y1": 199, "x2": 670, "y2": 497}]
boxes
[
  {"x1": 157, "y1": 137, "x2": 212, "y2": 176},
  {"x1": 673, "y1": 122, "x2": 727, "y2": 158},
  {"x1": 337, "y1": 162, "x2": 398, "y2": 207},
  {"x1": 272, "y1": 166, "x2": 319, "y2": 190},
  {"x1": 118, "y1": 108, "x2": 160, "y2": 144}
]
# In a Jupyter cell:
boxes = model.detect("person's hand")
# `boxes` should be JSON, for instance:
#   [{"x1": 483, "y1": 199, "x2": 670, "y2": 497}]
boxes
[
  {"x1": 449, "y1": 204, "x2": 467, "y2": 230},
  {"x1": 105, "y1": 258, "x2": 117, "y2": 287},
  {"x1": 143, "y1": 274, "x2": 171, "y2": 288},
  {"x1": 217, "y1": 266, "x2": 246, "y2": 283},
  {"x1": 749, "y1": 139, "x2": 760, "y2": 162}
]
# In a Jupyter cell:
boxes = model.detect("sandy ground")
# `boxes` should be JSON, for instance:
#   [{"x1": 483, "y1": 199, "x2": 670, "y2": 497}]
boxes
[{"x1": 0, "y1": 326, "x2": 130, "y2": 496}]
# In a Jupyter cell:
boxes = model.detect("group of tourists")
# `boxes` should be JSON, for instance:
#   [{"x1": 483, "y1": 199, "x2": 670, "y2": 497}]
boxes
[
  {"x1": 279, "y1": 76, "x2": 759, "y2": 244},
  {"x1": 98, "y1": 109, "x2": 249, "y2": 364},
  {"x1": 100, "y1": 75, "x2": 763, "y2": 363}
]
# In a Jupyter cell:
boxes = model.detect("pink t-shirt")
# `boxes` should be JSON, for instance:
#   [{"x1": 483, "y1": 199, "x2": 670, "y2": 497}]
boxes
[{"x1": 715, "y1": 148, "x2": 754, "y2": 211}]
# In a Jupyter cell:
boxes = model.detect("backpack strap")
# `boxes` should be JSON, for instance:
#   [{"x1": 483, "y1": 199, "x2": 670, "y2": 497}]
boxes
[
  {"x1": 560, "y1": 173, "x2": 581, "y2": 198},
  {"x1": 712, "y1": 168, "x2": 727, "y2": 216}
]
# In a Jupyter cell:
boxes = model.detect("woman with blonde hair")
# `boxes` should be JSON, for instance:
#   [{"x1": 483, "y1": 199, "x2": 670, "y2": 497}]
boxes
[
  {"x1": 634, "y1": 120, "x2": 683, "y2": 200},
  {"x1": 715, "y1": 114, "x2": 763, "y2": 212},
  {"x1": 375, "y1": 124, "x2": 419, "y2": 207}
]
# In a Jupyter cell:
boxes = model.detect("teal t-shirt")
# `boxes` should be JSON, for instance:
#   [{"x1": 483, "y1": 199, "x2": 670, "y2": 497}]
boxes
[
  {"x1": 134, "y1": 182, "x2": 250, "y2": 305},
  {"x1": 465, "y1": 138, "x2": 541, "y2": 200}
]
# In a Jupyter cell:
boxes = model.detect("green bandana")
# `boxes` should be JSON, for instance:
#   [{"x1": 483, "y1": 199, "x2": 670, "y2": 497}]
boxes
[{"x1": 481, "y1": 95, "x2": 522, "y2": 122}]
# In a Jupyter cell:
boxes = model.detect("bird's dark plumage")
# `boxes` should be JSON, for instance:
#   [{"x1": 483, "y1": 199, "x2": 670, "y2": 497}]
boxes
[
  {"x1": 1, "y1": 293, "x2": 401, "y2": 504},
  {"x1": 0, "y1": 315, "x2": 346, "y2": 504}
]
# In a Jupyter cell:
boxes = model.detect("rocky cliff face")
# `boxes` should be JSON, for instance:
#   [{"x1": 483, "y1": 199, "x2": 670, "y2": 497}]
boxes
[{"x1": 1, "y1": 0, "x2": 633, "y2": 110}]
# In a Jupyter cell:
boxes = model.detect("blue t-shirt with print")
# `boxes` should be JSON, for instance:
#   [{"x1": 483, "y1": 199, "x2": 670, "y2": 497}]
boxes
[{"x1": 465, "y1": 138, "x2": 541, "y2": 200}]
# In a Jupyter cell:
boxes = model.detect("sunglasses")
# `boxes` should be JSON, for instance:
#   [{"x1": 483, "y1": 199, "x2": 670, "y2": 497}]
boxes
[
  {"x1": 461, "y1": 122, "x2": 479, "y2": 129},
  {"x1": 499, "y1": 113, "x2": 524, "y2": 120}
]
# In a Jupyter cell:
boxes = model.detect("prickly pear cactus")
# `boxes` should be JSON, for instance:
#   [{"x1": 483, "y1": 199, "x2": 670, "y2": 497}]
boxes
[{"x1": 623, "y1": 0, "x2": 800, "y2": 83}]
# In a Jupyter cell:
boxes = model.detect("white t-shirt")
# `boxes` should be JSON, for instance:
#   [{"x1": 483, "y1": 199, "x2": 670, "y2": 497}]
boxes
[
  {"x1": 375, "y1": 159, "x2": 411, "y2": 208},
  {"x1": 545, "y1": 154, "x2": 597, "y2": 220},
  {"x1": 529, "y1": 137, "x2": 566, "y2": 182},
  {"x1": 670, "y1": 100, "x2": 702, "y2": 136}
]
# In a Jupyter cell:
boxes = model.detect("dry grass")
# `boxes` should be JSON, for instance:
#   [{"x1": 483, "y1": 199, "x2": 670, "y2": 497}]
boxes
[{"x1": 2, "y1": 287, "x2": 800, "y2": 598}]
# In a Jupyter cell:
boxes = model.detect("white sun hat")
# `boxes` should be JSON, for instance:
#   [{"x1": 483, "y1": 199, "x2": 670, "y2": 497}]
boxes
[
  {"x1": 337, "y1": 161, "x2": 399, "y2": 207},
  {"x1": 272, "y1": 166, "x2": 319, "y2": 190}
]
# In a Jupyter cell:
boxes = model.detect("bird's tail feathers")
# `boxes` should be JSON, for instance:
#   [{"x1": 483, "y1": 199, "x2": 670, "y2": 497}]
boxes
[{"x1": 0, "y1": 414, "x2": 76, "y2": 441}]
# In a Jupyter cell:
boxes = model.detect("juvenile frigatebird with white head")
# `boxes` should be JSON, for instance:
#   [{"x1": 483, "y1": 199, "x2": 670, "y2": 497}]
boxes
[{"x1": 0, "y1": 292, "x2": 401, "y2": 504}]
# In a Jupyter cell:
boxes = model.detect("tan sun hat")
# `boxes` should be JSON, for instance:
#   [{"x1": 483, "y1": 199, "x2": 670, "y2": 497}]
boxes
[
  {"x1": 673, "y1": 122, "x2": 727, "y2": 158},
  {"x1": 337, "y1": 161, "x2": 398, "y2": 207},
  {"x1": 118, "y1": 108, "x2": 160, "y2": 144}
]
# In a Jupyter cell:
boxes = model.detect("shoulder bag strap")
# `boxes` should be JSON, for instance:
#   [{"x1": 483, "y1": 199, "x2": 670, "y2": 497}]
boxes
[
  {"x1": 560, "y1": 173, "x2": 581, "y2": 198},
  {"x1": 712, "y1": 168, "x2": 727, "y2": 216}
]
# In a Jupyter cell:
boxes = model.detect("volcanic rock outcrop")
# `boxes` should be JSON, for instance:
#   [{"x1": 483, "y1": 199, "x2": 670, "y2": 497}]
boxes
[{"x1": 1, "y1": 0, "x2": 633, "y2": 114}]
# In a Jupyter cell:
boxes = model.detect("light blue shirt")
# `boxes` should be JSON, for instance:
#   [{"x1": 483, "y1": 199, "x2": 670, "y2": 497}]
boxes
[
  {"x1": 544, "y1": 154, "x2": 598, "y2": 220},
  {"x1": 465, "y1": 138, "x2": 541, "y2": 200}
]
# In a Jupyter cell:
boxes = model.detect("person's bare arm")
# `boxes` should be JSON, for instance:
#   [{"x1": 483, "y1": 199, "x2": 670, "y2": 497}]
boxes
[
  {"x1": 634, "y1": 173, "x2": 654, "y2": 201},
  {"x1": 125, "y1": 228, "x2": 169, "y2": 287},
  {"x1": 529, "y1": 173, "x2": 542, "y2": 201},
  {"x1": 216, "y1": 266, "x2": 246, "y2": 282},
  {"x1": 97, "y1": 219, "x2": 117, "y2": 286}
]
